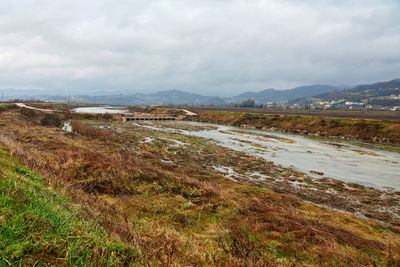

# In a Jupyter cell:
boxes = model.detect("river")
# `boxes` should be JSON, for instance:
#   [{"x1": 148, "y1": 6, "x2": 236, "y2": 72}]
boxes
[
  {"x1": 136, "y1": 121, "x2": 400, "y2": 191},
  {"x1": 68, "y1": 107, "x2": 400, "y2": 191}
]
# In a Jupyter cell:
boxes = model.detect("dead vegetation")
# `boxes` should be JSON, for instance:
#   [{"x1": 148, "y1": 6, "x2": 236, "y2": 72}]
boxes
[
  {"x1": 70, "y1": 120, "x2": 119, "y2": 141},
  {"x1": 40, "y1": 113, "x2": 62, "y2": 127},
  {"x1": 26, "y1": 102, "x2": 99, "y2": 111},
  {"x1": 127, "y1": 106, "x2": 187, "y2": 117},
  {"x1": 190, "y1": 106, "x2": 400, "y2": 122},
  {"x1": 1, "y1": 107, "x2": 400, "y2": 265}
]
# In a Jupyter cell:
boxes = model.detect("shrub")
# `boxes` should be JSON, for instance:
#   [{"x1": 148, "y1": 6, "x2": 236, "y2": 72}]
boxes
[
  {"x1": 0, "y1": 103, "x2": 17, "y2": 113},
  {"x1": 20, "y1": 107, "x2": 39, "y2": 119},
  {"x1": 40, "y1": 113, "x2": 62, "y2": 127},
  {"x1": 70, "y1": 120, "x2": 114, "y2": 140}
]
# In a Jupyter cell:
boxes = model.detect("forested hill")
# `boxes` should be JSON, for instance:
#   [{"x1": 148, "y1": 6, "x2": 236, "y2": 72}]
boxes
[
  {"x1": 291, "y1": 78, "x2": 400, "y2": 106},
  {"x1": 231, "y1": 85, "x2": 338, "y2": 103}
]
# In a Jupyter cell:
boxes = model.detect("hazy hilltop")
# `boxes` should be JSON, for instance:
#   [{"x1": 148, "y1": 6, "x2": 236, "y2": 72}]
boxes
[
  {"x1": 231, "y1": 85, "x2": 339, "y2": 104},
  {"x1": 138, "y1": 90, "x2": 226, "y2": 106},
  {"x1": 292, "y1": 78, "x2": 400, "y2": 106}
]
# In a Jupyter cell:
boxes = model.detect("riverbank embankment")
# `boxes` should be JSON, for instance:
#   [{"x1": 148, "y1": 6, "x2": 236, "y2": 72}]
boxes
[{"x1": 189, "y1": 111, "x2": 400, "y2": 145}]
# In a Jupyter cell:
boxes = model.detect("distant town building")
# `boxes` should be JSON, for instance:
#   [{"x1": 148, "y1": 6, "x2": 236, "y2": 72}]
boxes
[
  {"x1": 345, "y1": 102, "x2": 365, "y2": 110},
  {"x1": 390, "y1": 94, "x2": 400, "y2": 100}
]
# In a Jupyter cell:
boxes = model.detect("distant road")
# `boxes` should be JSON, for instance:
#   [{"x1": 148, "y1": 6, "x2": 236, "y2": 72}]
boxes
[
  {"x1": 180, "y1": 109, "x2": 197, "y2": 116},
  {"x1": 15, "y1": 103, "x2": 55, "y2": 112},
  {"x1": 188, "y1": 106, "x2": 400, "y2": 122}
]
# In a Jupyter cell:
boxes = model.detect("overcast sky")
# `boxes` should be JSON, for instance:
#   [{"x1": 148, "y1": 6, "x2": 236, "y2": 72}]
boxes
[{"x1": 0, "y1": 0, "x2": 399, "y2": 96}]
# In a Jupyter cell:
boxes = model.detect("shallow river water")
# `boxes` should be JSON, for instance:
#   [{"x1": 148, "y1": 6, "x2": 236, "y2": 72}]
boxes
[
  {"x1": 67, "y1": 105, "x2": 400, "y2": 191},
  {"x1": 139, "y1": 121, "x2": 400, "y2": 191}
]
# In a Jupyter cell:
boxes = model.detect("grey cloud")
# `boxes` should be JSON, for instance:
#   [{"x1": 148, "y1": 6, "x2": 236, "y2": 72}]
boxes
[{"x1": 0, "y1": 0, "x2": 399, "y2": 95}]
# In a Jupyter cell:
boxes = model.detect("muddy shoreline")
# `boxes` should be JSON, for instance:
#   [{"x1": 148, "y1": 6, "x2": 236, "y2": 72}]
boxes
[{"x1": 88, "y1": 120, "x2": 400, "y2": 226}]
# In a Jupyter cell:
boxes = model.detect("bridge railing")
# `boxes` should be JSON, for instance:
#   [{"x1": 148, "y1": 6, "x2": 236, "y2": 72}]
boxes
[{"x1": 124, "y1": 117, "x2": 176, "y2": 121}]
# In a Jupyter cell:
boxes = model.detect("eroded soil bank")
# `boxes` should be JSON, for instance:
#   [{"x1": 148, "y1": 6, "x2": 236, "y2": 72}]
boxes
[{"x1": 189, "y1": 110, "x2": 400, "y2": 145}]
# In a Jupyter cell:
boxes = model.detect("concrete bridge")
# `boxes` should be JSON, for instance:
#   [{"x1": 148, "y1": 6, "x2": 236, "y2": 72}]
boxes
[{"x1": 123, "y1": 117, "x2": 176, "y2": 121}]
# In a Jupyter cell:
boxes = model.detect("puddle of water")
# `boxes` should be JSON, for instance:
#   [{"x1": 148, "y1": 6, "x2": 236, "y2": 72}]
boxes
[
  {"x1": 161, "y1": 159, "x2": 174, "y2": 164},
  {"x1": 213, "y1": 166, "x2": 240, "y2": 182},
  {"x1": 140, "y1": 137, "x2": 154, "y2": 144},
  {"x1": 288, "y1": 180, "x2": 308, "y2": 188},
  {"x1": 249, "y1": 171, "x2": 271, "y2": 181},
  {"x1": 73, "y1": 106, "x2": 128, "y2": 114},
  {"x1": 159, "y1": 137, "x2": 186, "y2": 148}
]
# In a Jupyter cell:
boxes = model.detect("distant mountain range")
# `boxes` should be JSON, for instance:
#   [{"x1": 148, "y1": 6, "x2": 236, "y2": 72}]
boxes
[
  {"x1": 3, "y1": 90, "x2": 227, "y2": 106},
  {"x1": 0, "y1": 85, "x2": 341, "y2": 106},
  {"x1": 291, "y1": 78, "x2": 400, "y2": 106},
  {"x1": 2, "y1": 78, "x2": 400, "y2": 106}
]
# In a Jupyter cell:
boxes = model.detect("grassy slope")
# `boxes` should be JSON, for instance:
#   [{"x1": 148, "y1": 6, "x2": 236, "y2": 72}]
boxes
[
  {"x1": 192, "y1": 111, "x2": 400, "y2": 145},
  {"x1": 0, "y1": 146, "x2": 137, "y2": 265},
  {"x1": 0, "y1": 104, "x2": 17, "y2": 113}
]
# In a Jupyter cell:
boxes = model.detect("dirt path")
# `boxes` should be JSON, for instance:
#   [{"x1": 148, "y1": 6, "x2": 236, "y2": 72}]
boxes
[
  {"x1": 180, "y1": 109, "x2": 197, "y2": 116},
  {"x1": 15, "y1": 103, "x2": 55, "y2": 112}
]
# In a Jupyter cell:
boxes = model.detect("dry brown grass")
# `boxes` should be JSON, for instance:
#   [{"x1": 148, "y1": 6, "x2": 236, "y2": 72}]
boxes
[
  {"x1": 70, "y1": 120, "x2": 118, "y2": 141},
  {"x1": 127, "y1": 106, "x2": 187, "y2": 117},
  {"x1": 190, "y1": 106, "x2": 400, "y2": 122}
]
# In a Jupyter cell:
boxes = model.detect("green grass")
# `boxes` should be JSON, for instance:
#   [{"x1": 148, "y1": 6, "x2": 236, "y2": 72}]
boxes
[
  {"x1": 0, "y1": 146, "x2": 138, "y2": 265},
  {"x1": 0, "y1": 104, "x2": 16, "y2": 112}
]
